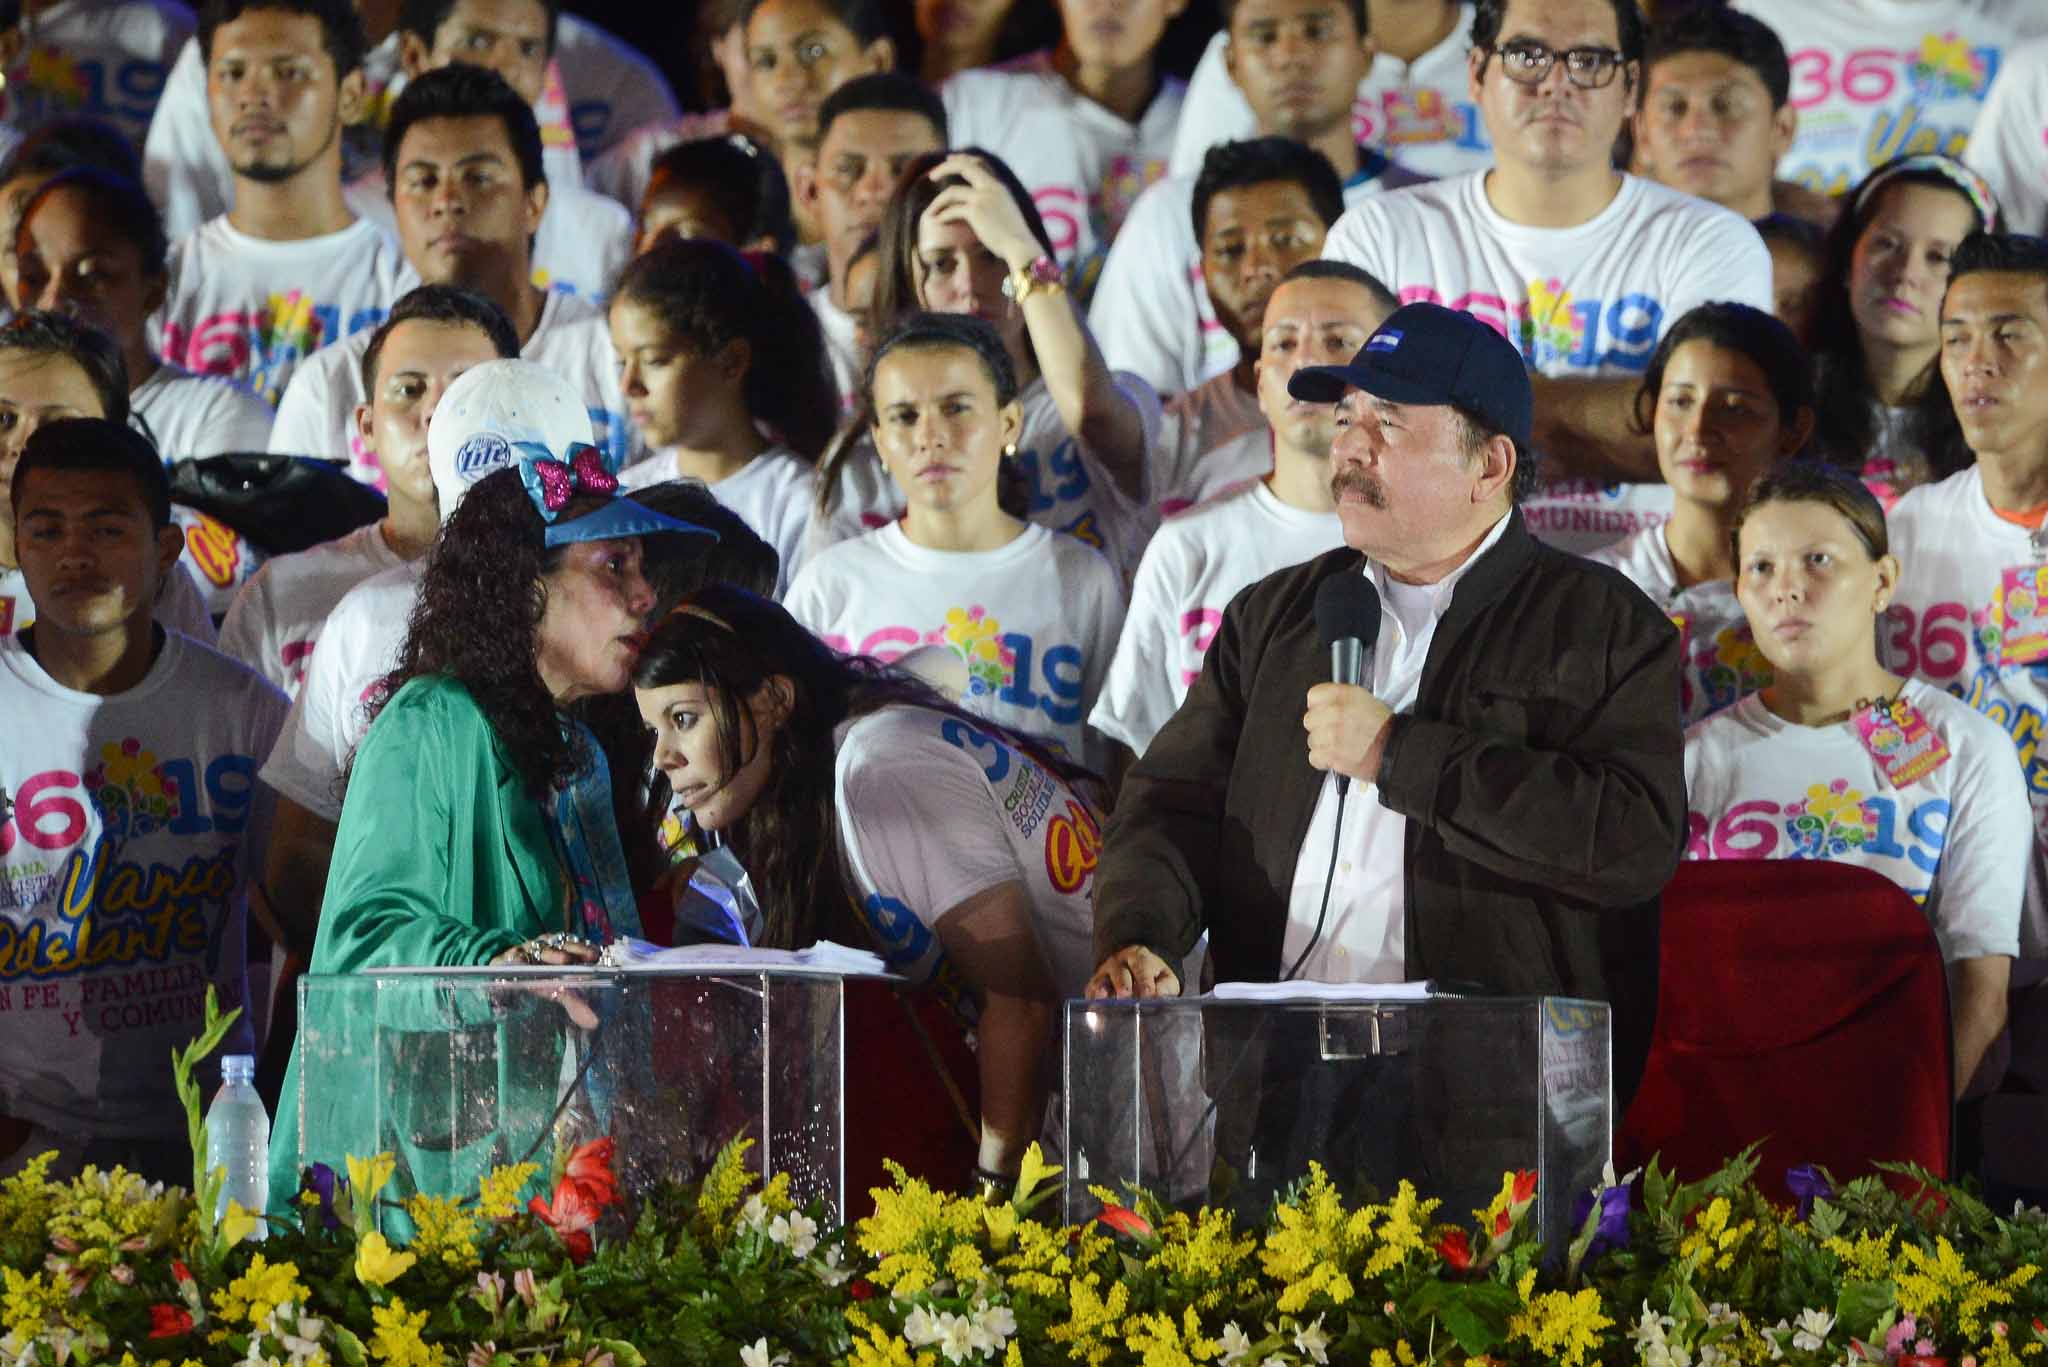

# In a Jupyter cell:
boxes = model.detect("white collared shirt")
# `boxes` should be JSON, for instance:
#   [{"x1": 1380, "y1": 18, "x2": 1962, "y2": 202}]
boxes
[{"x1": 1279, "y1": 509, "x2": 1513, "y2": 983}]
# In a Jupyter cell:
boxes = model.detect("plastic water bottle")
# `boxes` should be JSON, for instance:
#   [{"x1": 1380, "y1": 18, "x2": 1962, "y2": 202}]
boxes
[{"x1": 203, "y1": 1055, "x2": 269, "y2": 1239}]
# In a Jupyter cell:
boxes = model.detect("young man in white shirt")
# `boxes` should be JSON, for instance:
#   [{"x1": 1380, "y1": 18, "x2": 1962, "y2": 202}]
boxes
[
  {"x1": 1171, "y1": 0, "x2": 1488, "y2": 182},
  {"x1": 269, "y1": 64, "x2": 630, "y2": 478},
  {"x1": 0, "y1": 418, "x2": 286, "y2": 1182},
  {"x1": 1093, "y1": 0, "x2": 1426, "y2": 398},
  {"x1": 151, "y1": 0, "x2": 411, "y2": 407},
  {"x1": 1320, "y1": 0, "x2": 1772, "y2": 554},
  {"x1": 1092, "y1": 261, "x2": 1388, "y2": 759},
  {"x1": 1889, "y1": 232, "x2": 2048, "y2": 957},
  {"x1": 220, "y1": 284, "x2": 515, "y2": 697},
  {"x1": 792, "y1": 74, "x2": 947, "y2": 413},
  {"x1": 1966, "y1": 38, "x2": 2048, "y2": 236},
  {"x1": 940, "y1": 0, "x2": 1187, "y2": 296}
]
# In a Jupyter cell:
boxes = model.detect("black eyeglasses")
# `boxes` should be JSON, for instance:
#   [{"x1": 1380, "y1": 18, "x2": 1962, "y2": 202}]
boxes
[{"x1": 1482, "y1": 39, "x2": 1629, "y2": 89}]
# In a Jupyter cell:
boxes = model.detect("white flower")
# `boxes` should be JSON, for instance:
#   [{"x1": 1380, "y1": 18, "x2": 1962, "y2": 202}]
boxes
[
  {"x1": 969, "y1": 1301, "x2": 1016, "y2": 1354},
  {"x1": 935, "y1": 1311, "x2": 978, "y2": 1363},
  {"x1": 1259, "y1": 1357, "x2": 1291, "y2": 1367},
  {"x1": 1792, "y1": 1308, "x2": 1836, "y2": 1352},
  {"x1": 1634, "y1": 1303, "x2": 1675, "y2": 1348},
  {"x1": 1699, "y1": 1345, "x2": 1728, "y2": 1367},
  {"x1": 768, "y1": 1211, "x2": 819, "y2": 1258},
  {"x1": 1219, "y1": 1324, "x2": 1253, "y2": 1366},
  {"x1": 738, "y1": 1337, "x2": 789, "y2": 1367},
  {"x1": 1292, "y1": 1315, "x2": 1331, "y2": 1366},
  {"x1": 739, "y1": 1195, "x2": 769, "y2": 1232},
  {"x1": 813, "y1": 1244, "x2": 853, "y2": 1287},
  {"x1": 1705, "y1": 1303, "x2": 1738, "y2": 1328},
  {"x1": 903, "y1": 1307, "x2": 942, "y2": 1348},
  {"x1": 1765, "y1": 1319, "x2": 1790, "y2": 1361}
]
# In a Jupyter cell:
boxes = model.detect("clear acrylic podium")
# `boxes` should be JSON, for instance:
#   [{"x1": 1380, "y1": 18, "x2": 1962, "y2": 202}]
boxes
[
  {"x1": 292, "y1": 968, "x2": 857, "y2": 1222},
  {"x1": 1063, "y1": 994, "x2": 1611, "y2": 1243}
]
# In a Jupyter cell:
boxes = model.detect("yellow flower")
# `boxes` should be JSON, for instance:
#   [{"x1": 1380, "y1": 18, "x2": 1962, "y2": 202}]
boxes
[
  {"x1": 404, "y1": 1194, "x2": 480, "y2": 1271},
  {"x1": 946, "y1": 1243, "x2": 987, "y2": 1284},
  {"x1": 355, "y1": 1232, "x2": 418, "y2": 1287},
  {"x1": 210, "y1": 1253, "x2": 308, "y2": 1329},
  {"x1": 983, "y1": 1201, "x2": 1019, "y2": 1252},
  {"x1": 1508, "y1": 1287, "x2": 1613, "y2": 1367},
  {"x1": 475, "y1": 1163, "x2": 539, "y2": 1220},
  {"x1": 221, "y1": 1200, "x2": 262, "y2": 1247},
  {"x1": 1, "y1": 1268, "x2": 64, "y2": 1344},
  {"x1": 1824, "y1": 1226, "x2": 1897, "y2": 1281},
  {"x1": 368, "y1": 1298, "x2": 443, "y2": 1367},
  {"x1": 1015, "y1": 1143, "x2": 1060, "y2": 1207},
  {"x1": 347, "y1": 1154, "x2": 397, "y2": 1207},
  {"x1": 697, "y1": 1137, "x2": 756, "y2": 1232}
]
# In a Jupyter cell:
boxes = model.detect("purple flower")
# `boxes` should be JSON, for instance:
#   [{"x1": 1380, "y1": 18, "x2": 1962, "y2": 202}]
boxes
[
  {"x1": 303, "y1": 1162, "x2": 344, "y2": 1231},
  {"x1": 1786, "y1": 1164, "x2": 1834, "y2": 1221},
  {"x1": 1569, "y1": 1180, "x2": 1632, "y2": 1257}
]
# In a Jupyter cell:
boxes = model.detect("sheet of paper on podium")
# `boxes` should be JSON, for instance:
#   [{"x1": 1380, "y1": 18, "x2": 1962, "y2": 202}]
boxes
[
  {"x1": 1205, "y1": 979, "x2": 1434, "y2": 1002},
  {"x1": 602, "y1": 938, "x2": 895, "y2": 977}
]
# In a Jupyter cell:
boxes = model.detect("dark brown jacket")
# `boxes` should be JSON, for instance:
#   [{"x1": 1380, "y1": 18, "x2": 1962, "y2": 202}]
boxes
[{"x1": 1094, "y1": 510, "x2": 1685, "y2": 1099}]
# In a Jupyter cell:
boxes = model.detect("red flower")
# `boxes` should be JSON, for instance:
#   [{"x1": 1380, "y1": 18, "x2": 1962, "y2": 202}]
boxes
[
  {"x1": 529, "y1": 1178, "x2": 603, "y2": 1265},
  {"x1": 1435, "y1": 1229, "x2": 1472, "y2": 1270},
  {"x1": 1493, "y1": 1209, "x2": 1511, "y2": 1236},
  {"x1": 1096, "y1": 1204, "x2": 1155, "y2": 1240},
  {"x1": 849, "y1": 1279, "x2": 877, "y2": 1302},
  {"x1": 563, "y1": 1138, "x2": 618, "y2": 1209},
  {"x1": 148, "y1": 1304, "x2": 193, "y2": 1339},
  {"x1": 170, "y1": 1260, "x2": 193, "y2": 1285},
  {"x1": 1511, "y1": 1170, "x2": 1538, "y2": 1205}
]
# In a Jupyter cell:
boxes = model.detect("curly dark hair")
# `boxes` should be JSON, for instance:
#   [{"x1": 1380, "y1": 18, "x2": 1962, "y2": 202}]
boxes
[{"x1": 630, "y1": 584, "x2": 1094, "y2": 950}]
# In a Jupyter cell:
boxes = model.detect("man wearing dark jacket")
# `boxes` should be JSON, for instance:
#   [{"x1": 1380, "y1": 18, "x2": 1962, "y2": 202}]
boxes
[{"x1": 1088, "y1": 302, "x2": 1685, "y2": 1101}]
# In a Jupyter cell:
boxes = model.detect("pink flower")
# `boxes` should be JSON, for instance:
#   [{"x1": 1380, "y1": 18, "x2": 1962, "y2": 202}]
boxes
[
  {"x1": 513, "y1": 1268, "x2": 538, "y2": 1307},
  {"x1": 530, "y1": 1179, "x2": 601, "y2": 1264}
]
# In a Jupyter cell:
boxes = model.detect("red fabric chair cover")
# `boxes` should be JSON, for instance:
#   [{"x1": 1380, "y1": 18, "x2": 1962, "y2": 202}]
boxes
[
  {"x1": 1616, "y1": 860, "x2": 1952, "y2": 1203},
  {"x1": 843, "y1": 981, "x2": 981, "y2": 1215}
]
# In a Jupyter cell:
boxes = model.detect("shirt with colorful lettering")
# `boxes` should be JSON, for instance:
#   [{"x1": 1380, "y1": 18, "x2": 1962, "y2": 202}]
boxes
[
  {"x1": 1587, "y1": 525, "x2": 1772, "y2": 727},
  {"x1": 0, "y1": 632, "x2": 285, "y2": 1139},
  {"x1": 1682, "y1": 680, "x2": 2026, "y2": 962},
  {"x1": 2, "y1": 0, "x2": 190, "y2": 144}
]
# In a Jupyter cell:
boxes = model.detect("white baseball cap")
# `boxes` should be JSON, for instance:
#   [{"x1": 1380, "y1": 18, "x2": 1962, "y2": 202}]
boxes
[{"x1": 427, "y1": 359, "x2": 595, "y2": 525}]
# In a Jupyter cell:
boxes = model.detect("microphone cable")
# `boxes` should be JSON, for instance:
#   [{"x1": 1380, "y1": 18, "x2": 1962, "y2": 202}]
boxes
[{"x1": 1282, "y1": 780, "x2": 1349, "y2": 982}]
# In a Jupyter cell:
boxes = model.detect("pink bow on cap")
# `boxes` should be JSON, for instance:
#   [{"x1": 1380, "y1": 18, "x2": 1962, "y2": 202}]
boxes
[{"x1": 519, "y1": 442, "x2": 618, "y2": 521}]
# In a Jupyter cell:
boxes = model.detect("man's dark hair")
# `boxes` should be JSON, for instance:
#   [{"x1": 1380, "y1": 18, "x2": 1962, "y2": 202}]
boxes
[
  {"x1": 1281, "y1": 258, "x2": 1400, "y2": 315},
  {"x1": 1191, "y1": 137, "x2": 1345, "y2": 243},
  {"x1": 0, "y1": 0, "x2": 21, "y2": 32},
  {"x1": 1948, "y1": 231, "x2": 2048, "y2": 296},
  {"x1": 1473, "y1": 0, "x2": 1644, "y2": 65},
  {"x1": 198, "y1": 0, "x2": 367, "y2": 79},
  {"x1": 382, "y1": 63, "x2": 545, "y2": 194},
  {"x1": 17, "y1": 169, "x2": 167, "y2": 278},
  {"x1": 1642, "y1": 4, "x2": 1790, "y2": 108},
  {"x1": 1452, "y1": 405, "x2": 1539, "y2": 504},
  {"x1": 816, "y1": 72, "x2": 947, "y2": 148},
  {"x1": 10, "y1": 418, "x2": 169, "y2": 527},
  {"x1": 645, "y1": 134, "x2": 796, "y2": 255},
  {"x1": 626, "y1": 479, "x2": 780, "y2": 604},
  {"x1": 0, "y1": 311, "x2": 128, "y2": 425},
  {"x1": 359, "y1": 284, "x2": 519, "y2": 391},
  {"x1": 741, "y1": 0, "x2": 891, "y2": 46},
  {"x1": 1221, "y1": 0, "x2": 1364, "y2": 30},
  {"x1": 0, "y1": 116, "x2": 139, "y2": 187},
  {"x1": 398, "y1": 0, "x2": 558, "y2": 56}
]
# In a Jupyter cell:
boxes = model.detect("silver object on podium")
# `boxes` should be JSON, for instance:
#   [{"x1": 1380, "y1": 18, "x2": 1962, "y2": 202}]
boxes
[{"x1": 1063, "y1": 993, "x2": 1611, "y2": 1245}]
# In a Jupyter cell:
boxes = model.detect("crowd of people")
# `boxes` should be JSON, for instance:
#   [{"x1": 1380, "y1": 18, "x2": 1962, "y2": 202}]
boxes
[{"x1": 2, "y1": 0, "x2": 2048, "y2": 1197}]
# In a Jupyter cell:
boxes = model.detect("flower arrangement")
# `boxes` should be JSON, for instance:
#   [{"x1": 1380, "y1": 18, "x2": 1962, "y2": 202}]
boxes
[{"x1": 7, "y1": 991, "x2": 2048, "y2": 1366}]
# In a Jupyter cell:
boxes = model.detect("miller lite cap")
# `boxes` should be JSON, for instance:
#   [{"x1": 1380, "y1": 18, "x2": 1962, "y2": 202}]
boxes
[{"x1": 427, "y1": 360, "x2": 597, "y2": 526}]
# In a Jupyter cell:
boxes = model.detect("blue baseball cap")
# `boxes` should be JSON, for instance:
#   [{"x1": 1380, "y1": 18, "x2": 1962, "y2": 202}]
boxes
[{"x1": 1289, "y1": 302, "x2": 1534, "y2": 451}]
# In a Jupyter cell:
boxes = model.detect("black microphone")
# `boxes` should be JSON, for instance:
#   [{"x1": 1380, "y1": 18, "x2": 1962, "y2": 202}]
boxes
[{"x1": 1314, "y1": 572, "x2": 1383, "y2": 796}]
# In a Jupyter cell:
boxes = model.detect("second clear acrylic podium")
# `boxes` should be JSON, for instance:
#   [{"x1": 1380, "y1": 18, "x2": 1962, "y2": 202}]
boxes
[{"x1": 1064, "y1": 993, "x2": 1611, "y2": 1243}]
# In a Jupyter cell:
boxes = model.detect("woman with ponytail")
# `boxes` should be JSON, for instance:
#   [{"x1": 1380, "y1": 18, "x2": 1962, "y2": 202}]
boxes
[{"x1": 609, "y1": 238, "x2": 837, "y2": 595}]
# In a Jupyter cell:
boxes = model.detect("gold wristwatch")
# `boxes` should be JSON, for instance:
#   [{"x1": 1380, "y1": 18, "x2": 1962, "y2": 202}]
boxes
[{"x1": 1002, "y1": 254, "x2": 1065, "y2": 304}]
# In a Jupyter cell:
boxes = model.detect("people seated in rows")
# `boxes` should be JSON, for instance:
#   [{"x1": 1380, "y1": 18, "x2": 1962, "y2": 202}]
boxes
[
  {"x1": 1683, "y1": 461, "x2": 2025, "y2": 1097},
  {"x1": 220, "y1": 284, "x2": 516, "y2": 698},
  {"x1": 1092, "y1": 261, "x2": 1388, "y2": 759},
  {"x1": 1094, "y1": 0, "x2": 1422, "y2": 396},
  {"x1": 152, "y1": 0, "x2": 410, "y2": 406},
  {"x1": 1969, "y1": 36, "x2": 2048, "y2": 237},
  {"x1": 633, "y1": 133, "x2": 795, "y2": 258},
  {"x1": 814, "y1": 148, "x2": 1156, "y2": 575},
  {"x1": 1133, "y1": 138, "x2": 1352, "y2": 512},
  {"x1": 788, "y1": 312, "x2": 1126, "y2": 770},
  {"x1": 0, "y1": 311, "x2": 213, "y2": 641},
  {"x1": 633, "y1": 583, "x2": 1102, "y2": 1181},
  {"x1": 0, "y1": 418, "x2": 287, "y2": 1184},
  {"x1": 1807, "y1": 155, "x2": 1993, "y2": 501},
  {"x1": 1887, "y1": 231, "x2": 2048, "y2": 960},
  {"x1": 796, "y1": 75, "x2": 948, "y2": 409},
  {"x1": 1590, "y1": 302, "x2": 1813, "y2": 727},
  {"x1": 939, "y1": 0, "x2": 1187, "y2": 296},
  {"x1": 610, "y1": 238, "x2": 835, "y2": 596},
  {"x1": 0, "y1": 0, "x2": 189, "y2": 148},
  {"x1": 1758, "y1": 212, "x2": 1824, "y2": 346},
  {"x1": 264, "y1": 376, "x2": 712, "y2": 1210},
  {"x1": 1173, "y1": 0, "x2": 1483, "y2": 183},
  {"x1": 1320, "y1": 0, "x2": 1771, "y2": 556},
  {"x1": 0, "y1": 116, "x2": 143, "y2": 307},
  {"x1": 268, "y1": 65, "x2": 630, "y2": 478}
]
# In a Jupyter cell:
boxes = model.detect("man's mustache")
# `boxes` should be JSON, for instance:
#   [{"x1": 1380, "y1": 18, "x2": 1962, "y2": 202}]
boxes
[{"x1": 1330, "y1": 467, "x2": 1387, "y2": 508}]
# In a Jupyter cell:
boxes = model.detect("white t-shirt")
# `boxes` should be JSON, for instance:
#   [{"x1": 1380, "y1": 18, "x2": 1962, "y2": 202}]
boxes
[
  {"x1": 582, "y1": 108, "x2": 733, "y2": 212},
  {"x1": 1151, "y1": 377, "x2": 1268, "y2": 516},
  {"x1": 133, "y1": 362, "x2": 275, "y2": 461},
  {"x1": 1, "y1": 0, "x2": 191, "y2": 144},
  {"x1": 152, "y1": 216, "x2": 411, "y2": 407},
  {"x1": 811, "y1": 285, "x2": 861, "y2": 417},
  {"x1": 0, "y1": 630, "x2": 285, "y2": 1138},
  {"x1": 1587, "y1": 525, "x2": 1770, "y2": 728},
  {"x1": 165, "y1": 505, "x2": 259, "y2": 623},
  {"x1": 549, "y1": 13, "x2": 680, "y2": 161},
  {"x1": 1735, "y1": 0, "x2": 2048, "y2": 196},
  {"x1": 216, "y1": 522, "x2": 406, "y2": 699},
  {"x1": 269, "y1": 289, "x2": 629, "y2": 480},
  {"x1": 343, "y1": 174, "x2": 632, "y2": 307},
  {"x1": 0, "y1": 561, "x2": 213, "y2": 644},
  {"x1": 785, "y1": 520, "x2": 1126, "y2": 767},
  {"x1": 941, "y1": 52, "x2": 1184, "y2": 292},
  {"x1": 1886, "y1": 464, "x2": 2048, "y2": 956},
  {"x1": 1682, "y1": 681, "x2": 2027, "y2": 962},
  {"x1": 835, "y1": 703, "x2": 1101, "y2": 999},
  {"x1": 256, "y1": 558, "x2": 418, "y2": 821},
  {"x1": 620, "y1": 445, "x2": 815, "y2": 598},
  {"x1": 806, "y1": 373, "x2": 1159, "y2": 579},
  {"x1": 1966, "y1": 35, "x2": 2048, "y2": 235},
  {"x1": 1091, "y1": 479, "x2": 1343, "y2": 756},
  {"x1": 1322, "y1": 172, "x2": 1771, "y2": 554},
  {"x1": 1089, "y1": 154, "x2": 1422, "y2": 397}
]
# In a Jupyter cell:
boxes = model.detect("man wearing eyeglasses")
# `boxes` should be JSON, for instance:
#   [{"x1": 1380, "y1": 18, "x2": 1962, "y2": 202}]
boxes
[{"x1": 1319, "y1": 0, "x2": 1772, "y2": 556}]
